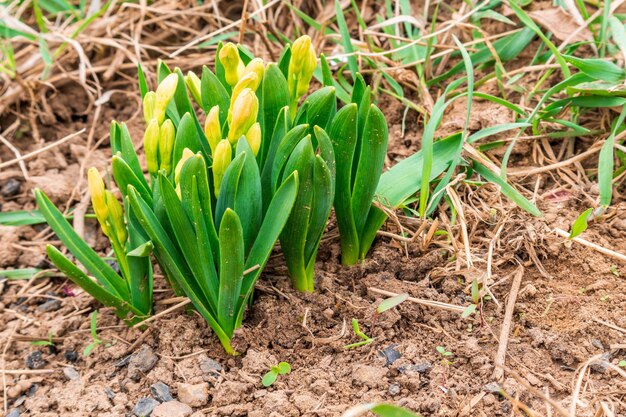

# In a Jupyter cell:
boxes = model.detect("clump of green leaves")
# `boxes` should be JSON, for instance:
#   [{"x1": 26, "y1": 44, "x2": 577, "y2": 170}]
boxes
[
  {"x1": 261, "y1": 361, "x2": 292, "y2": 387},
  {"x1": 436, "y1": 346, "x2": 453, "y2": 365}
]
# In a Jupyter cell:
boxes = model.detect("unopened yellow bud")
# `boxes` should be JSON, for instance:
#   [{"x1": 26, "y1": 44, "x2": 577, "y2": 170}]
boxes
[
  {"x1": 159, "y1": 119, "x2": 175, "y2": 174},
  {"x1": 227, "y1": 88, "x2": 258, "y2": 144},
  {"x1": 288, "y1": 35, "x2": 317, "y2": 99},
  {"x1": 229, "y1": 72, "x2": 259, "y2": 117},
  {"x1": 174, "y1": 148, "x2": 195, "y2": 185},
  {"x1": 106, "y1": 190, "x2": 127, "y2": 244},
  {"x1": 204, "y1": 105, "x2": 221, "y2": 154},
  {"x1": 185, "y1": 71, "x2": 202, "y2": 107},
  {"x1": 144, "y1": 119, "x2": 160, "y2": 175},
  {"x1": 246, "y1": 122, "x2": 261, "y2": 156},
  {"x1": 142, "y1": 91, "x2": 156, "y2": 123},
  {"x1": 219, "y1": 43, "x2": 244, "y2": 87},
  {"x1": 154, "y1": 73, "x2": 178, "y2": 124},
  {"x1": 242, "y1": 58, "x2": 265, "y2": 89},
  {"x1": 212, "y1": 140, "x2": 232, "y2": 197},
  {"x1": 88, "y1": 167, "x2": 109, "y2": 223}
]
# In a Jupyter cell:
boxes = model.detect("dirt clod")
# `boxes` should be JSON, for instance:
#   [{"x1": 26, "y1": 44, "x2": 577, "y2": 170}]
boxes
[
  {"x1": 1, "y1": 178, "x2": 22, "y2": 197},
  {"x1": 176, "y1": 382, "x2": 209, "y2": 407},
  {"x1": 25, "y1": 351, "x2": 47, "y2": 370},
  {"x1": 127, "y1": 345, "x2": 158, "y2": 380},
  {"x1": 151, "y1": 400, "x2": 192, "y2": 417},
  {"x1": 62, "y1": 367, "x2": 80, "y2": 381}
]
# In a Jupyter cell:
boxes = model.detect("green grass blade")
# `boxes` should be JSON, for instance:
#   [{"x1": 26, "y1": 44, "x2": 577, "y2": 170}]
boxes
[
  {"x1": 334, "y1": 0, "x2": 359, "y2": 79},
  {"x1": 218, "y1": 209, "x2": 245, "y2": 334}
]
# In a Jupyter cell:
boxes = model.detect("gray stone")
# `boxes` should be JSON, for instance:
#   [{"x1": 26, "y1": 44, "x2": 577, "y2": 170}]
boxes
[
  {"x1": 150, "y1": 381, "x2": 173, "y2": 402},
  {"x1": 127, "y1": 345, "x2": 158, "y2": 380},
  {"x1": 177, "y1": 382, "x2": 209, "y2": 407},
  {"x1": 26, "y1": 351, "x2": 47, "y2": 370},
  {"x1": 1, "y1": 179, "x2": 22, "y2": 197},
  {"x1": 62, "y1": 367, "x2": 80, "y2": 381},
  {"x1": 590, "y1": 352, "x2": 611, "y2": 374},
  {"x1": 6, "y1": 408, "x2": 20, "y2": 417},
  {"x1": 388, "y1": 383, "x2": 401, "y2": 395},
  {"x1": 152, "y1": 401, "x2": 192, "y2": 417},
  {"x1": 198, "y1": 356, "x2": 222, "y2": 376},
  {"x1": 483, "y1": 382, "x2": 501, "y2": 393},
  {"x1": 38, "y1": 298, "x2": 62, "y2": 312},
  {"x1": 379, "y1": 344, "x2": 401, "y2": 366},
  {"x1": 399, "y1": 361, "x2": 432, "y2": 375},
  {"x1": 134, "y1": 397, "x2": 160, "y2": 417}
]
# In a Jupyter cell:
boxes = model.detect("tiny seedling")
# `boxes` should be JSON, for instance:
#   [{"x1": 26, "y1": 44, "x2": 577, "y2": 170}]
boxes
[
  {"x1": 83, "y1": 311, "x2": 103, "y2": 356},
  {"x1": 261, "y1": 362, "x2": 291, "y2": 387},
  {"x1": 344, "y1": 318, "x2": 374, "y2": 349},
  {"x1": 342, "y1": 402, "x2": 420, "y2": 417},
  {"x1": 610, "y1": 264, "x2": 620, "y2": 277},
  {"x1": 436, "y1": 346, "x2": 453, "y2": 365},
  {"x1": 376, "y1": 293, "x2": 408, "y2": 314},
  {"x1": 619, "y1": 360, "x2": 626, "y2": 367},
  {"x1": 31, "y1": 332, "x2": 55, "y2": 347}
]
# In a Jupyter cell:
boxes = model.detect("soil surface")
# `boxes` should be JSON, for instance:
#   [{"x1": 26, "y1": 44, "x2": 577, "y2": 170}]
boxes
[{"x1": 1, "y1": 37, "x2": 626, "y2": 417}]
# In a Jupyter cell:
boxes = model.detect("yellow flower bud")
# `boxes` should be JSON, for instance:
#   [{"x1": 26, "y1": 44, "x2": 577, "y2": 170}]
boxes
[
  {"x1": 219, "y1": 43, "x2": 244, "y2": 87},
  {"x1": 142, "y1": 91, "x2": 156, "y2": 123},
  {"x1": 154, "y1": 73, "x2": 178, "y2": 124},
  {"x1": 185, "y1": 71, "x2": 202, "y2": 107},
  {"x1": 159, "y1": 119, "x2": 176, "y2": 174},
  {"x1": 212, "y1": 139, "x2": 232, "y2": 197},
  {"x1": 242, "y1": 58, "x2": 265, "y2": 89},
  {"x1": 246, "y1": 122, "x2": 261, "y2": 156},
  {"x1": 227, "y1": 88, "x2": 258, "y2": 144},
  {"x1": 228, "y1": 72, "x2": 259, "y2": 118},
  {"x1": 288, "y1": 35, "x2": 317, "y2": 99},
  {"x1": 87, "y1": 167, "x2": 109, "y2": 224},
  {"x1": 204, "y1": 105, "x2": 221, "y2": 154},
  {"x1": 174, "y1": 148, "x2": 195, "y2": 185},
  {"x1": 106, "y1": 190, "x2": 127, "y2": 244},
  {"x1": 144, "y1": 119, "x2": 160, "y2": 176}
]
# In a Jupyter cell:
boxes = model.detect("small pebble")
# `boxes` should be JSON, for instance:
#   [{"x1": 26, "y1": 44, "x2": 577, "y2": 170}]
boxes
[
  {"x1": 151, "y1": 401, "x2": 192, "y2": 417},
  {"x1": 63, "y1": 367, "x2": 80, "y2": 381},
  {"x1": 1, "y1": 178, "x2": 22, "y2": 197},
  {"x1": 483, "y1": 382, "x2": 501, "y2": 393},
  {"x1": 379, "y1": 344, "x2": 401, "y2": 366},
  {"x1": 127, "y1": 345, "x2": 158, "y2": 380},
  {"x1": 150, "y1": 382, "x2": 173, "y2": 402},
  {"x1": 6, "y1": 408, "x2": 20, "y2": 417},
  {"x1": 133, "y1": 397, "x2": 160, "y2": 417},
  {"x1": 38, "y1": 299, "x2": 62, "y2": 312},
  {"x1": 322, "y1": 308, "x2": 334, "y2": 319},
  {"x1": 388, "y1": 383, "x2": 401, "y2": 396},
  {"x1": 104, "y1": 387, "x2": 116, "y2": 400},
  {"x1": 26, "y1": 351, "x2": 47, "y2": 370},
  {"x1": 64, "y1": 350, "x2": 78, "y2": 363},
  {"x1": 198, "y1": 356, "x2": 222, "y2": 377},
  {"x1": 590, "y1": 352, "x2": 611, "y2": 374},
  {"x1": 177, "y1": 382, "x2": 209, "y2": 407}
]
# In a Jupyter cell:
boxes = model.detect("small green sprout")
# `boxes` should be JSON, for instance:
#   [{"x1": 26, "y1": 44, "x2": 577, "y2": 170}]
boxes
[
  {"x1": 343, "y1": 402, "x2": 420, "y2": 417},
  {"x1": 377, "y1": 293, "x2": 408, "y2": 314},
  {"x1": 31, "y1": 332, "x2": 55, "y2": 347},
  {"x1": 344, "y1": 319, "x2": 375, "y2": 349},
  {"x1": 262, "y1": 362, "x2": 291, "y2": 387},
  {"x1": 461, "y1": 279, "x2": 480, "y2": 318},
  {"x1": 436, "y1": 346, "x2": 453, "y2": 365},
  {"x1": 610, "y1": 264, "x2": 620, "y2": 277},
  {"x1": 619, "y1": 360, "x2": 626, "y2": 367},
  {"x1": 83, "y1": 311, "x2": 103, "y2": 356}
]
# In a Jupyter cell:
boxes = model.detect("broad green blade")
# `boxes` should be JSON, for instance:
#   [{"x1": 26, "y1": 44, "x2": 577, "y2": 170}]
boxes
[
  {"x1": 259, "y1": 64, "x2": 290, "y2": 166},
  {"x1": 270, "y1": 125, "x2": 310, "y2": 193},
  {"x1": 237, "y1": 173, "x2": 298, "y2": 324},
  {"x1": 562, "y1": 55, "x2": 626, "y2": 83},
  {"x1": 261, "y1": 106, "x2": 290, "y2": 211},
  {"x1": 305, "y1": 155, "x2": 333, "y2": 266},
  {"x1": 201, "y1": 65, "x2": 230, "y2": 123},
  {"x1": 173, "y1": 112, "x2": 210, "y2": 166},
  {"x1": 301, "y1": 86, "x2": 337, "y2": 134},
  {"x1": 218, "y1": 209, "x2": 245, "y2": 335},
  {"x1": 232, "y1": 139, "x2": 263, "y2": 255},
  {"x1": 351, "y1": 104, "x2": 388, "y2": 238},
  {"x1": 112, "y1": 155, "x2": 153, "y2": 204},
  {"x1": 46, "y1": 245, "x2": 144, "y2": 322},
  {"x1": 330, "y1": 104, "x2": 359, "y2": 264},
  {"x1": 34, "y1": 189, "x2": 128, "y2": 299}
]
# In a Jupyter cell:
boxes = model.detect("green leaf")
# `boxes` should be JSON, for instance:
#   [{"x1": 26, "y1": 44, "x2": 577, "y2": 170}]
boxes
[
  {"x1": 277, "y1": 362, "x2": 291, "y2": 374},
  {"x1": 563, "y1": 55, "x2": 626, "y2": 83},
  {"x1": 259, "y1": 64, "x2": 290, "y2": 166},
  {"x1": 472, "y1": 162, "x2": 542, "y2": 217},
  {"x1": 467, "y1": 123, "x2": 531, "y2": 144},
  {"x1": 218, "y1": 209, "x2": 245, "y2": 335},
  {"x1": 369, "y1": 403, "x2": 421, "y2": 417},
  {"x1": 334, "y1": 0, "x2": 359, "y2": 79},
  {"x1": 0, "y1": 210, "x2": 50, "y2": 226},
  {"x1": 377, "y1": 293, "x2": 409, "y2": 313},
  {"x1": 0, "y1": 268, "x2": 52, "y2": 280},
  {"x1": 35, "y1": 189, "x2": 129, "y2": 299},
  {"x1": 599, "y1": 105, "x2": 626, "y2": 207},
  {"x1": 262, "y1": 370, "x2": 278, "y2": 387},
  {"x1": 569, "y1": 208, "x2": 593, "y2": 239},
  {"x1": 461, "y1": 303, "x2": 477, "y2": 319},
  {"x1": 201, "y1": 65, "x2": 230, "y2": 125}
]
